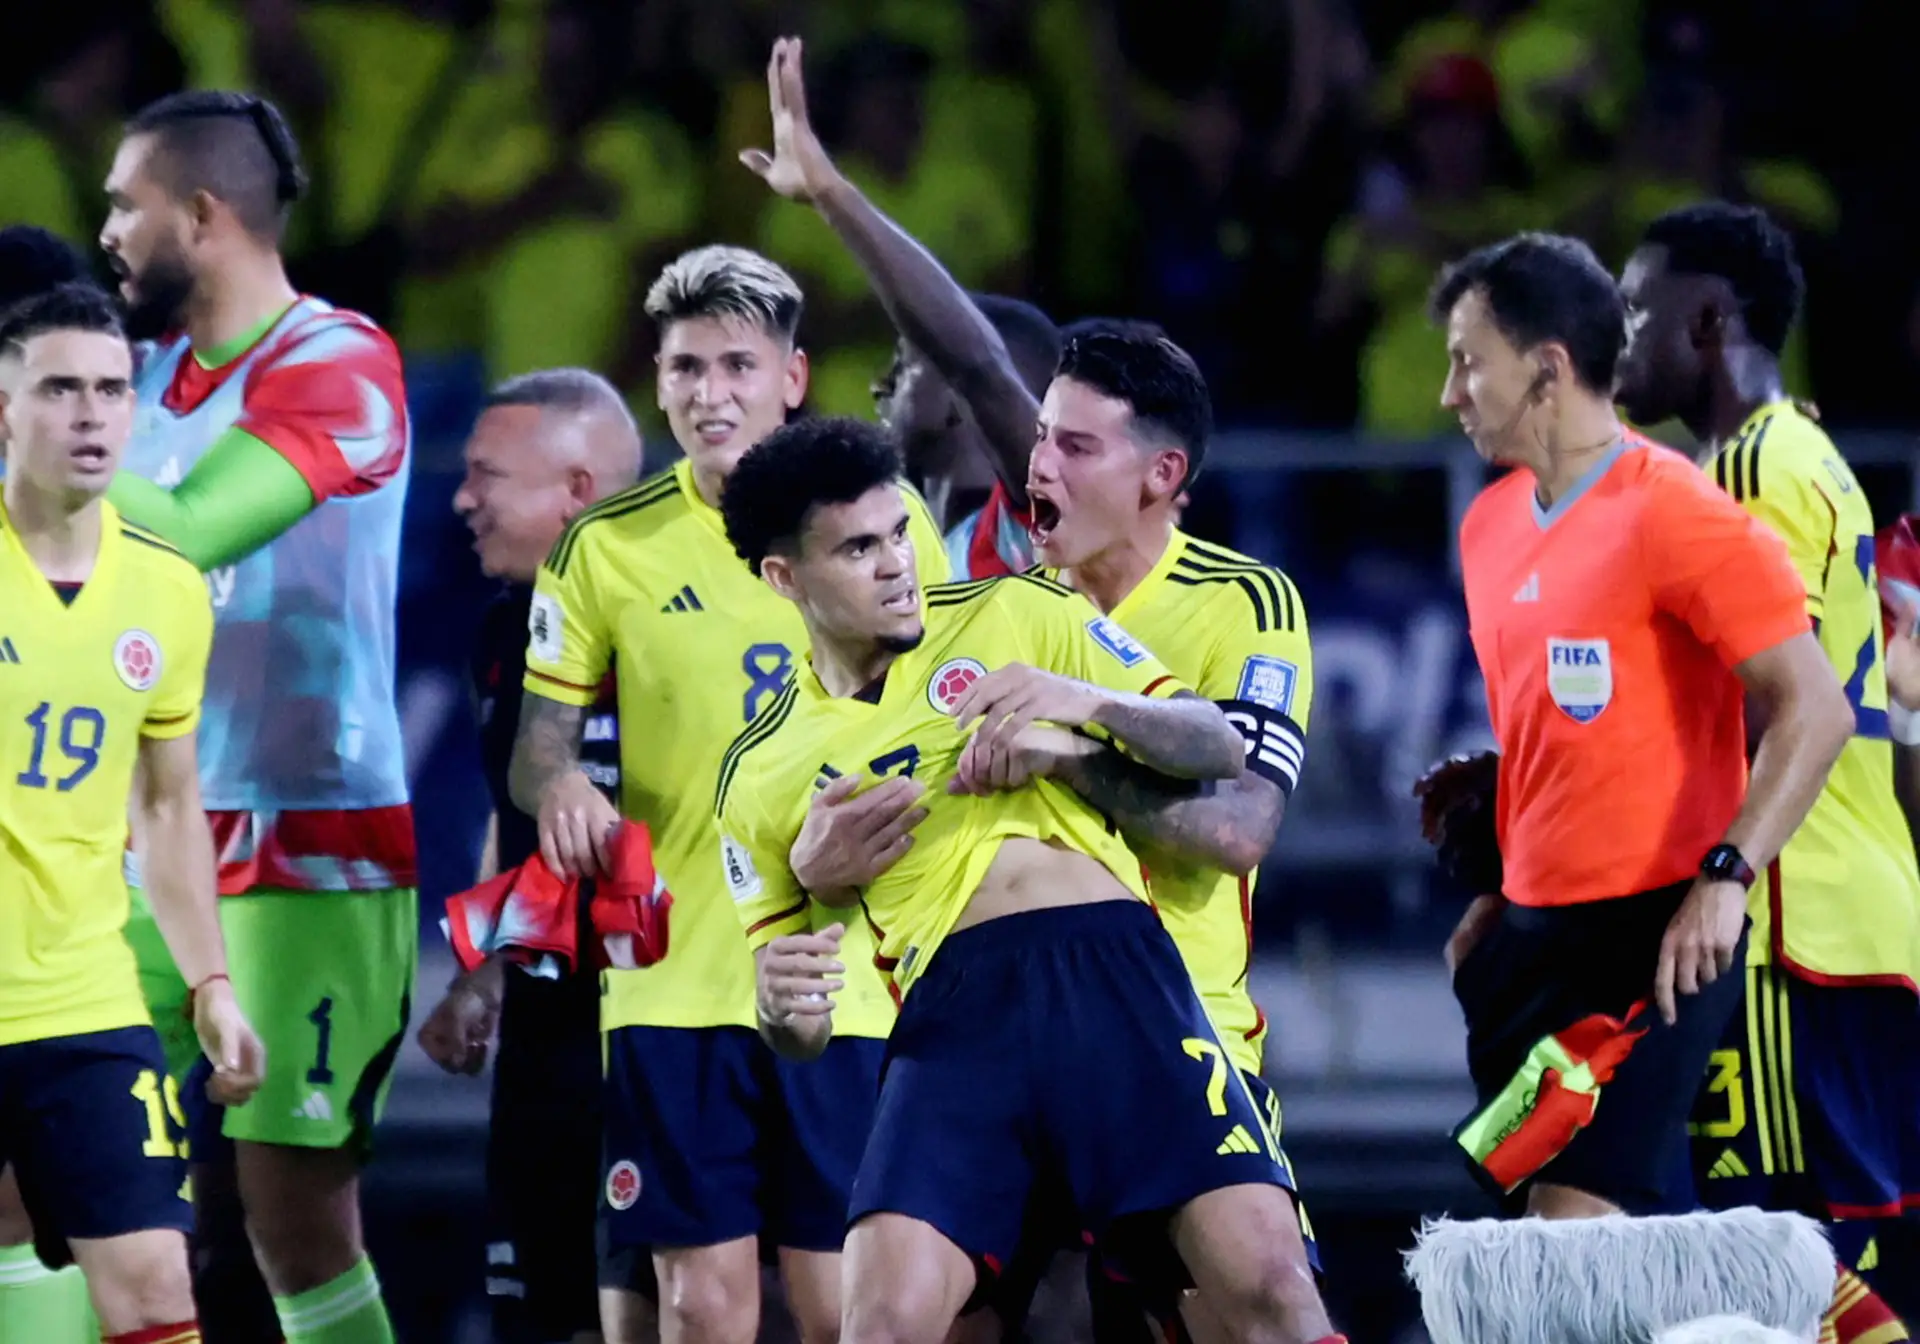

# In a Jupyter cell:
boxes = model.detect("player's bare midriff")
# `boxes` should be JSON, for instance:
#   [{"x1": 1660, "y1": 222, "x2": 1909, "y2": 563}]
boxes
[{"x1": 950, "y1": 835, "x2": 1136, "y2": 934}]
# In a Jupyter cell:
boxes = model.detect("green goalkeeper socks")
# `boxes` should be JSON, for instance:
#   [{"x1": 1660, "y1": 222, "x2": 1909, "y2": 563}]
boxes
[
  {"x1": 0, "y1": 1244, "x2": 97, "y2": 1343},
  {"x1": 273, "y1": 1255, "x2": 395, "y2": 1344}
]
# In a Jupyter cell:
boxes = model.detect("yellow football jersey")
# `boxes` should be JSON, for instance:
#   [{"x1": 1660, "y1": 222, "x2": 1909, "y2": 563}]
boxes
[
  {"x1": 715, "y1": 573, "x2": 1187, "y2": 1002},
  {"x1": 1046, "y1": 531, "x2": 1313, "y2": 1073},
  {"x1": 525, "y1": 458, "x2": 950, "y2": 1035},
  {"x1": 1710, "y1": 401, "x2": 1920, "y2": 988},
  {"x1": 0, "y1": 499, "x2": 212, "y2": 1047}
]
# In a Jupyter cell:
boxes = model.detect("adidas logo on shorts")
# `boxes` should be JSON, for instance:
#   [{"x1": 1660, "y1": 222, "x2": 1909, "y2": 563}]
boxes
[
  {"x1": 291, "y1": 1090, "x2": 334, "y2": 1122},
  {"x1": 1705, "y1": 1148, "x2": 1749, "y2": 1179},
  {"x1": 1216, "y1": 1125, "x2": 1261, "y2": 1156}
]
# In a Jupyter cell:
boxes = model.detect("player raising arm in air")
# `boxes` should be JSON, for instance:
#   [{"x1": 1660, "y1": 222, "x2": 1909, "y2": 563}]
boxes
[
  {"x1": 98, "y1": 91, "x2": 415, "y2": 1344},
  {"x1": 511, "y1": 247, "x2": 949, "y2": 1344},
  {"x1": 714, "y1": 416, "x2": 1343, "y2": 1344},
  {"x1": 1422, "y1": 233, "x2": 1851, "y2": 1222},
  {"x1": 1616, "y1": 202, "x2": 1918, "y2": 1343},
  {"x1": 0, "y1": 284, "x2": 264, "y2": 1344},
  {"x1": 741, "y1": 35, "x2": 1058, "y2": 577}
]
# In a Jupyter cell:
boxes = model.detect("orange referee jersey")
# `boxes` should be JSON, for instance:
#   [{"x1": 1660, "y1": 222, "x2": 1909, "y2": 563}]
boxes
[{"x1": 1460, "y1": 435, "x2": 1810, "y2": 908}]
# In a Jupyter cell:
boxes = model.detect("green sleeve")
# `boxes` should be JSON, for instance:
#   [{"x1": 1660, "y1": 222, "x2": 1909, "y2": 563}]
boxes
[{"x1": 108, "y1": 428, "x2": 318, "y2": 572}]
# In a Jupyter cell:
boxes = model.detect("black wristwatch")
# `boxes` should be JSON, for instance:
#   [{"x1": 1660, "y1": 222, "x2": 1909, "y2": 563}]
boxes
[{"x1": 1700, "y1": 843, "x2": 1757, "y2": 890}]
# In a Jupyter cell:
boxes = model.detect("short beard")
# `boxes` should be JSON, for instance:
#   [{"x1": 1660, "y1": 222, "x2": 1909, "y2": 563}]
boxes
[
  {"x1": 878, "y1": 628, "x2": 925, "y2": 655},
  {"x1": 122, "y1": 248, "x2": 197, "y2": 343}
]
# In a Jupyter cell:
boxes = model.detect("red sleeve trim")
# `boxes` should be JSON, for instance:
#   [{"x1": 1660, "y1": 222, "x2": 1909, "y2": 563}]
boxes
[
  {"x1": 1142, "y1": 675, "x2": 1178, "y2": 698},
  {"x1": 746, "y1": 899, "x2": 809, "y2": 937},
  {"x1": 527, "y1": 669, "x2": 598, "y2": 694}
]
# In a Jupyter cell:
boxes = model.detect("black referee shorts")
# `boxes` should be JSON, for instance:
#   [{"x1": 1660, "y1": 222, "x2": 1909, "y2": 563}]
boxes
[{"x1": 1451, "y1": 880, "x2": 1748, "y2": 1214}]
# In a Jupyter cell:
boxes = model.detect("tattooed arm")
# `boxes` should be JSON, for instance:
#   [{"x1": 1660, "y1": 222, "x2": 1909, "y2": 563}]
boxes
[
  {"x1": 1052, "y1": 745, "x2": 1285, "y2": 877},
  {"x1": 510, "y1": 692, "x2": 619, "y2": 877},
  {"x1": 1088, "y1": 689, "x2": 1246, "y2": 782}
]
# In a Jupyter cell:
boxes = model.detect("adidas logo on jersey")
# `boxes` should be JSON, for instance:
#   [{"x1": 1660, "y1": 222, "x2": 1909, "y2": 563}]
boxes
[
  {"x1": 1512, "y1": 572, "x2": 1540, "y2": 603},
  {"x1": 660, "y1": 585, "x2": 704, "y2": 613},
  {"x1": 1216, "y1": 1125, "x2": 1261, "y2": 1156},
  {"x1": 1705, "y1": 1148, "x2": 1749, "y2": 1179},
  {"x1": 0, "y1": 637, "x2": 18, "y2": 664},
  {"x1": 292, "y1": 1090, "x2": 334, "y2": 1123}
]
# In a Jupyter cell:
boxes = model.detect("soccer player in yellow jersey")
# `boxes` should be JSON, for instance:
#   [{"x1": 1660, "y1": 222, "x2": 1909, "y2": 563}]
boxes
[
  {"x1": 512, "y1": 246, "x2": 949, "y2": 1344},
  {"x1": 713, "y1": 416, "x2": 1341, "y2": 1344},
  {"x1": 0, "y1": 285, "x2": 264, "y2": 1344},
  {"x1": 1618, "y1": 202, "x2": 1919, "y2": 1344}
]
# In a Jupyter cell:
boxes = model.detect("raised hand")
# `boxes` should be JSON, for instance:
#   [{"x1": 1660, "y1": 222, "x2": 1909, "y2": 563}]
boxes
[{"x1": 738, "y1": 36, "x2": 843, "y2": 204}]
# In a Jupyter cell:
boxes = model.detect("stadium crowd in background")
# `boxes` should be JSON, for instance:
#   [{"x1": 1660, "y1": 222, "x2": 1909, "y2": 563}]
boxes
[{"x1": 7, "y1": 0, "x2": 1920, "y2": 438}]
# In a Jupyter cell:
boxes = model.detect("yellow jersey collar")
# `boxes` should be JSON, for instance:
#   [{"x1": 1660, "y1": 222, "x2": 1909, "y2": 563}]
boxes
[
  {"x1": 674, "y1": 458, "x2": 729, "y2": 541},
  {"x1": 0, "y1": 495, "x2": 121, "y2": 605},
  {"x1": 1728, "y1": 399, "x2": 1797, "y2": 454},
  {"x1": 1110, "y1": 527, "x2": 1188, "y2": 626}
]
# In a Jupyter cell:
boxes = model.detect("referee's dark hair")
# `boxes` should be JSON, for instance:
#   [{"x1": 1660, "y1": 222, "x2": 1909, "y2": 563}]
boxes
[
  {"x1": 126, "y1": 91, "x2": 309, "y2": 241},
  {"x1": 1430, "y1": 233, "x2": 1627, "y2": 396},
  {"x1": 722, "y1": 416, "x2": 904, "y2": 576},
  {"x1": 0, "y1": 227, "x2": 93, "y2": 313},
  {"x1": 1642, "y1": 203, "x2": 1804, "y2": 358}
]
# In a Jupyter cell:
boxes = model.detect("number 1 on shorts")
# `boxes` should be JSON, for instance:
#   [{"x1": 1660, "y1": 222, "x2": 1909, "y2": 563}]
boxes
[{"x1": 307, "y1": 996, "x2": 335, "y2": 1085}]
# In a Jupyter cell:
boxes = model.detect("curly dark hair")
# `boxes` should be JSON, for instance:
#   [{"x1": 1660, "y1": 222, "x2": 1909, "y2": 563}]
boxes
[
  {"x1": 0, "y1": 227, "x2": 93, "y2": 313},
  {"x1": 1642, "y1": 202, "x2": 1804, "y2": 357},
  {"x1": 721, "y1": 416, "x2": 905, "y2": 575}
]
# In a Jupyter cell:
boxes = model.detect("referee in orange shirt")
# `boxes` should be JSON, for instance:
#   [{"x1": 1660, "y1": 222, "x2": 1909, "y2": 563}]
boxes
[{"x1": 1417, "y1": 233, "x2": 1853, "y2": 1220}]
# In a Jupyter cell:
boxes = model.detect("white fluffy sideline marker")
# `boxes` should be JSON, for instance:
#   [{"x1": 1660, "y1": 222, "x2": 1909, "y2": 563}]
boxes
[{"x1": 1403, "y1": 1208, "x2": 1833, "y2": 1344}]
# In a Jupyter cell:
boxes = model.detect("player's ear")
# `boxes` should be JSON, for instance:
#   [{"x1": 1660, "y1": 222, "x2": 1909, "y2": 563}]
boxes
[
  {"x1": 1148, "y1": 447, "x2": 1187, "y2": 501},
  {"x1": 188, "y1": 187, "x2": 222, "y2": 240},
  {"x1": 1691, "y1": 299, "x2": 1726, "y2": 350},
  {"x1": 564, "y1": 466, "x2": 595, "y2": 512},
  {"x1": 760, "y1": 551, "x2": 799, "y2": 600},
  {"x1": 784, "y1": 345, "x2": 809, "y2": 411}
]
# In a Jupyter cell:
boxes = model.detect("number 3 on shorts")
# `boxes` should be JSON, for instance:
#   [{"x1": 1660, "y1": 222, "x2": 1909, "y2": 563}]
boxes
[
  {"x1": 1182, "y1": 1037, "x2": 1228, "y2": 1116},
  {"x1": 131, "y1": 1068, "x2": 187, "y2": 1158}
]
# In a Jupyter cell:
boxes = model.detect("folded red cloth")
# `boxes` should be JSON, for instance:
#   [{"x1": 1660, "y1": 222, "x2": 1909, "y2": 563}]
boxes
[
  {"x1": 441, "y1": 819, "x2": 671, "y2": 977},
  {"x1": 1876, "y1": 513, "x2": 1920, "y2": 643}
]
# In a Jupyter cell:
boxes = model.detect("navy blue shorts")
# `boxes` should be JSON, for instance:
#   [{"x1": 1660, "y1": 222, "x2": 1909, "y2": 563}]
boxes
[
  {"x1": 850, "y1": 901, "x2": 1291, "y2": 1285},
  {"x1": 601, "y1": 1024, "x2": 883, "y2": 1255},
  {"x1": 982, "y1": 1065, "x2": 1322, "y2": 1330},
  {"x1": 1690, "y1": 963, "x2": 1920, "y2": 1262},
  {"x1": 1453, "y1": 883, "x2": 1746, "y2": 1214},
  {"x1": 0, "y1": 1026, "x2": 192, "y2": 1267}
]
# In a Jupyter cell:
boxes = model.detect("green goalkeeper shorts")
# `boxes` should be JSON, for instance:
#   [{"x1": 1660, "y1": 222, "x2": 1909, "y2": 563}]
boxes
[{"x1": 125, "y1": 886, "x2": 418, "y2": 1155}]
